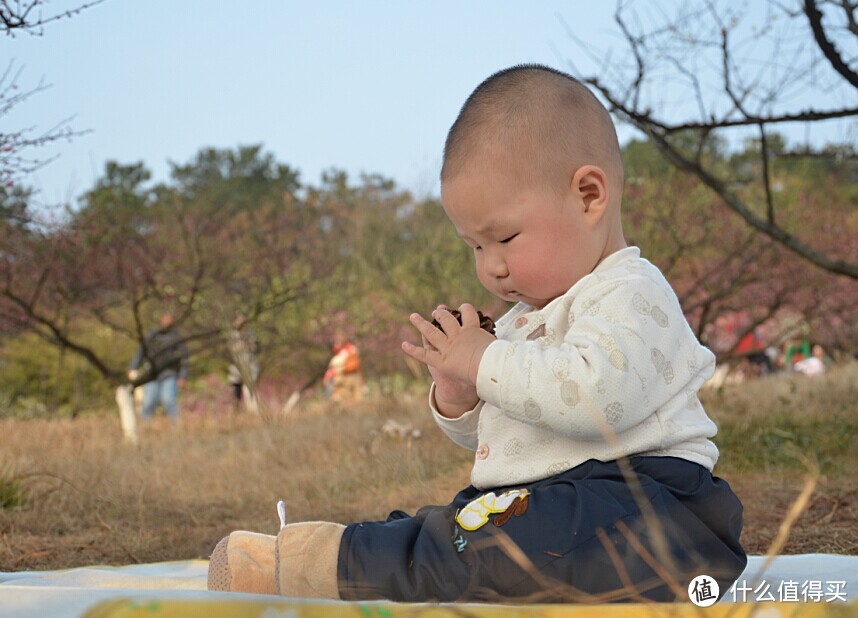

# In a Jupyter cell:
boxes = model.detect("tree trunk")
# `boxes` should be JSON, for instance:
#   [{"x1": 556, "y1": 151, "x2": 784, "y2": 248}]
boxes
[{"x1": 114, "y1": 385, "x2": 139, "y2": 446}]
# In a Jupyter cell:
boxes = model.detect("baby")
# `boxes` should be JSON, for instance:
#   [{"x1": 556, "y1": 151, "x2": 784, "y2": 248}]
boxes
[{"x1": 208, "y1": 64, "x2": 746, "y2": 603}]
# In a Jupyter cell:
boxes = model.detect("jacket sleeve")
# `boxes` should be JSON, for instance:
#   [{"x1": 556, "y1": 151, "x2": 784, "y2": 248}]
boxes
[
  {"x1": 429, "y1": 383, "x2": 482, "y2": 451},
  {"x1": 475, "y1": 276, "x2": 714, "y2": 440}
]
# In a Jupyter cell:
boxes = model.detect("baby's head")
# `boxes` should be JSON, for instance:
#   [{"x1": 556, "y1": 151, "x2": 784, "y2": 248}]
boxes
[{"x1": 440, "y1": 64, "x2": 627, "y2": 309}]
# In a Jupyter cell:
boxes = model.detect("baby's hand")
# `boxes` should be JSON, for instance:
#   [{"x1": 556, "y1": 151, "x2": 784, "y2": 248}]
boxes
[{"x1": 402, "y1": 304, "x2": 496, "y2": 416}]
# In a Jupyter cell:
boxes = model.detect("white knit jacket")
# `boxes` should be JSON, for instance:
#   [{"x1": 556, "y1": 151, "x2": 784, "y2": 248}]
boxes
[{"x1": 432, "y1": 247, "x2": 719, "y2": 490}]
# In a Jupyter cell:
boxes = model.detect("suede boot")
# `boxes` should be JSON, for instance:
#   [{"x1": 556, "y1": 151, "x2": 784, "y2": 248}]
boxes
[{"x1": 275, "y1": 521, "x2": 345, "y2": 599}]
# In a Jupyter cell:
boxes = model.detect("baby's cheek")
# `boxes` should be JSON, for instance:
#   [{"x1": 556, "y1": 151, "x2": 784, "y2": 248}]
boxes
[
  {"x1": 513, "y1": 253, "x2": 542, "y2": 283},
  {"x1": 475, "y1": 265, "x2": 492, "y2": 289},
  {"x1": 527, "y1": 259, "x2": 564, "y2": 295},
  {"x1": 471, "y1": 254, "x2": 481, "y2": 275}
]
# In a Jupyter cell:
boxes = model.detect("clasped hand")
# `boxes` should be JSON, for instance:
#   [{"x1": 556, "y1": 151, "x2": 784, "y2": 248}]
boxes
[{"x1": 401, "y1": 303, "x2": 496, "y2": 386}]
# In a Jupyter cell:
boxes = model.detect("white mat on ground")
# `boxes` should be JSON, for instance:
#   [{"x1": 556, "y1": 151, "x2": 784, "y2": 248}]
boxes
[{"x1": 0, "y1": 555, "x2": 855, "y2": 617}]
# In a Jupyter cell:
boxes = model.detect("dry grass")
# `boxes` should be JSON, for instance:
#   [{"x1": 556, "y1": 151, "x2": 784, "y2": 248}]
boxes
[
  {"x1": 702, "y1": 359, "x2": 858, "y2": 425},
  {"x1": 0, "y1": 364, "x2": 856, "y2": 572},
  {"x1": 0, "y1": 393, "x2": 471, "y2": 570},
  {"x1": 704, "y1": 362, "x2": 858, "y2": 555}
]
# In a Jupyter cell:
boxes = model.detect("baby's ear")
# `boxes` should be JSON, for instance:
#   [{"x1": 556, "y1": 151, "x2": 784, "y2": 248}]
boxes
[{"x1": 571, "y1": 165, "x2": 609, "y2": 215}]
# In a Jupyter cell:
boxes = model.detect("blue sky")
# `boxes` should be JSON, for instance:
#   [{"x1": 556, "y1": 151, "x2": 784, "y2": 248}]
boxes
[{"x1": 5, "y1": 1, "x2": 854, "y2": 207}]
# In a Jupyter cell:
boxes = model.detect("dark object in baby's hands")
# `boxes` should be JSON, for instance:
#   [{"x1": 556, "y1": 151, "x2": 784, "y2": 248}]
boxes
[{"x1": 431, "y1": 309, "x2": 496, "y2": 335}]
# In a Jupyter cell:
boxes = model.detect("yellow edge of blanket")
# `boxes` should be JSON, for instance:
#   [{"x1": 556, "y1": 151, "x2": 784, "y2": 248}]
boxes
[{"x1": 84, "y1": 599, "x2": 856, "y2": 618}]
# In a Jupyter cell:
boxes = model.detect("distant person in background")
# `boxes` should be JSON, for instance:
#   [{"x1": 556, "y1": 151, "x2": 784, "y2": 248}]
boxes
[
  {"x1": 733, "y1": 326, "x2": 772, "y2": 378},
  {"x1": 128, "y1": 313, "x2": 189, "y2": 422},
  {"x1": 783, "y1": 339, "x2": 812, "y2": 369},
  {"x1": 323, "y1": 332, "x2": 364, "y2": 403},
  {"x1": 227, "y1": 313, "x2": 260, "y2": 413},
  {"x1": 793, "y1": 344, "x2": 827, "y2": 377}
]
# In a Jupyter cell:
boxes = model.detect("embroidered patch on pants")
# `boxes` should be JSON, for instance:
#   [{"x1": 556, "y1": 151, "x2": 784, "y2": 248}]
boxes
[
  {"x1": 451, "y1": 525, "x2": 468, "y2": 553},
  {"x1": 454, "y1": 489, "x2": 530, "y2": 531}
]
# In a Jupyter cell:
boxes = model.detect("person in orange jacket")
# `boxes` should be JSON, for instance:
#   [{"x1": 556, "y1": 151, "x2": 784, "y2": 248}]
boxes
[{"x1": 323, "y1": 332, "x2": 364, "y2": 402}]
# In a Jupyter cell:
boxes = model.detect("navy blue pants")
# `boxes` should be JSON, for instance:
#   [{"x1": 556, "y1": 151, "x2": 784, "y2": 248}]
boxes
[{"x1": 337, "y1": 457, "x2": 746, "y2": 602}]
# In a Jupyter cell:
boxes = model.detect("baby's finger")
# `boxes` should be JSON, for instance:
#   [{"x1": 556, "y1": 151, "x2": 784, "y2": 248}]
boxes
[
  {"x1": 458, "y1": 303, "x2": 480, "y2": 328},
  {"x1": 431, "y1": 308, "x2": 461, "y2": 334},
  {"x1": 421, "y1": 332, "x2": 439, "y2": 353},
  {"x1": 401, "y1": 340, "x2": 426, "y2": 363},
  {"x1": 401, "y1": 340, "x2": 439, "y2": 367},
  {"x1": 410, "y1": 312, "x2": 448, "y2": 348}
]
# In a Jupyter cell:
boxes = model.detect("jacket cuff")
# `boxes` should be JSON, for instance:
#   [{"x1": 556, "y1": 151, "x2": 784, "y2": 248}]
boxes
[{"x1": 429, "y1": 382, "x2": 482, "y2": 438}]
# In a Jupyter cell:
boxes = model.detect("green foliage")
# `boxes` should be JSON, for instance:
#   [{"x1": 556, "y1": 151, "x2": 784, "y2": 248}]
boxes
[
  {"x1": 0, "y1": 329, "x2": 121, "y2": 417},
  {"x1": 622, "y1": 139, "x2": 672, "y2": 179},
  {"x1": 714, "y1": 413, "x2": 856, "y2": 475},
  {"x1": 169, "y1": 145, "x2": 300, "y2": 216},
  {"x1": 0, "y1": 475, "x2": 26, "y2": 509}
]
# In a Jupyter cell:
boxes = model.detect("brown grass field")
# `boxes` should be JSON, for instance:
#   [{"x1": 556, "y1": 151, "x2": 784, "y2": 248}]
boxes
[{"x1": 0, "y1": 363, "x2": 855, "y2": 572}]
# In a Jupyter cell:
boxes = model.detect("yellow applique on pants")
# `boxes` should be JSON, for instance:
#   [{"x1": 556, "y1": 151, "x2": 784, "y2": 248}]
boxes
[{"x1": 455, "y1": 489, "x2": 530, "y2": 531}]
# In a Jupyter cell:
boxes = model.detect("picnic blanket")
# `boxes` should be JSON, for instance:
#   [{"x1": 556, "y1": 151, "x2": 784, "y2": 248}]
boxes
[{"x1": 0, "y1": 555, "x2": 855, "y2": 617}]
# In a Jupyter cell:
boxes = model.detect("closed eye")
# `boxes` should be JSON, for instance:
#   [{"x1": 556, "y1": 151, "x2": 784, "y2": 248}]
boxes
[{"x1": 500, "y1": 234, "x2": 517, "y2": 244}]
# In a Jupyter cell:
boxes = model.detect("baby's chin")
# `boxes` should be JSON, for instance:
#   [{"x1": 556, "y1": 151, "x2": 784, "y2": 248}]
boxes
[{"x1": 496, "y1": 290, "x2": 548, "y2": 309}]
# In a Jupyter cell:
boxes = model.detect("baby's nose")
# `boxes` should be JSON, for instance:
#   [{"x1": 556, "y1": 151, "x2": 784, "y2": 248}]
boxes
[{"x1": 485, "y1": 253, "x2": 509, "y2": 278}]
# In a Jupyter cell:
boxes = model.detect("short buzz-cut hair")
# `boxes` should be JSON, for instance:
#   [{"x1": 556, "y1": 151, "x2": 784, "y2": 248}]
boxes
[{"x1": 441, "y1": 64, "x2": 624, "y2": 195}]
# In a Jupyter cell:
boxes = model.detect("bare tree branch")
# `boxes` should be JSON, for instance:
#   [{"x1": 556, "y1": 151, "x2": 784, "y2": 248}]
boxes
[
  {"x1": 596, "y1": 86, "x2": 858, "y2": 278},
  {"x1": 0, "y1": 61, "x2": 91, "y2": 193},
  {"x1": 1, "y1": 0, "x2": 105, "y2": 36},
  {"x1": 805, "y1": 0, "x2": 858, "y2": 87},
  {"x1": 576, "y1": 0, "x2": 858, "y2": 279}
]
